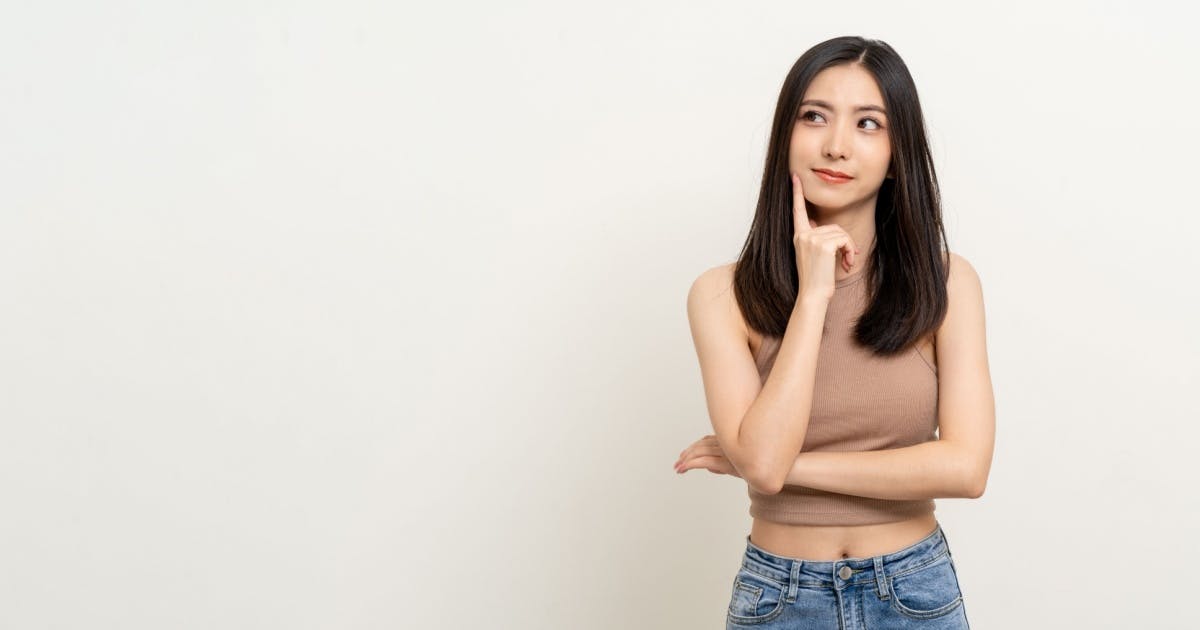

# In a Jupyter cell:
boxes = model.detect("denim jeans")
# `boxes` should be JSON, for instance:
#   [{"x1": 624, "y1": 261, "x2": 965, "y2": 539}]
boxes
[{"x1": 726, "y1": 522, "x2": 970, "y2": 629}]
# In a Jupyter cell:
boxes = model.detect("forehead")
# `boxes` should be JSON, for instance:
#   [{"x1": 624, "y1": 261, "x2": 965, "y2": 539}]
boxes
[{"x1": 802, "y1": 64, "x2": 885, "y2": 110}]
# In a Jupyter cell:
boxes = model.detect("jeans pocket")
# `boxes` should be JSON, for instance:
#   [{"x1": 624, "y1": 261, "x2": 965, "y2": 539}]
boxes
[
  {"x1": 887, "y1": 551, "x2": 964, "y2": 620},
  {"x1": 727, "y1": 567, "x2": 786, "y2": 625}
]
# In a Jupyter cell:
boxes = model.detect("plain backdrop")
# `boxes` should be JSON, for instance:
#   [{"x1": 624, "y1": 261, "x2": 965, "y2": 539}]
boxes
[{"x1": 2, "y1": 1, "x2": 1198, "y2": 628}]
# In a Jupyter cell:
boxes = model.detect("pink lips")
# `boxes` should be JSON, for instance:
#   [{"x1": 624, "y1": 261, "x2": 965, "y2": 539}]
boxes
[{"x1": 813, "y1": 169, "x2": 853, "y2": 184}]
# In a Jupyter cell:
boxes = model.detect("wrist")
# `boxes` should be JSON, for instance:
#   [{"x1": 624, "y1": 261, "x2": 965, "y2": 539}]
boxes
[
  {"x1": 785, "y1": 452, "x2": 809, "y2": 486},
  {"x1": 793, "y1": 294, "x2": 829, "y2": 316}
]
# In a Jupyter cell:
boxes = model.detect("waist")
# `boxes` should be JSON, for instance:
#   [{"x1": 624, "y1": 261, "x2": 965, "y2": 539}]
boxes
[
  {"x1": 740, "y1": 520, "x2": 952, "y2": 585},
  {"x1": 750, "y1": 512, "x2": 939, "y2": 561}
]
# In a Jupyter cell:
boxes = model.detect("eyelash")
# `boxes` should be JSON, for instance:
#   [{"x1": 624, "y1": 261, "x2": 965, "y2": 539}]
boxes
[{"x1": 799, "y1": 110, "x2": 884, "y2": 130}]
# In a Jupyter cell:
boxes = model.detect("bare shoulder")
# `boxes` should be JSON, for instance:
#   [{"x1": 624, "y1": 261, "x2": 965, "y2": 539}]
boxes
[
  {"x1": 937, "y1": 250, "x2": 986, "y2": 342},
  {"x1": 945, "y1": 251, "x2": 984, "y2": 315},
  {"x1": 687, "y1": 262, "x2": 749, "y2": 341},
  {"x1": 946, "y1": 251, "x2": 982, "y2": 288},
  {"x1": 692, "y1": 260, "x2": 737, "y2": 286},
  {"x1": 685, "y1": 262, "x2": 775, "y2": 486}
]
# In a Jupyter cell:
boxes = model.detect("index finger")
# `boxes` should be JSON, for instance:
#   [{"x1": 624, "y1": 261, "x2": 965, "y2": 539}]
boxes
[{"x1": 790, "y1": 172, "x2": 811, "y2": 233}]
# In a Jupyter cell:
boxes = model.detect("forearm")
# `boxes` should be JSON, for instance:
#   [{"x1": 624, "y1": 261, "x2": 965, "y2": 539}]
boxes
[
  {"x1": 736, "y1": 296, "x2": 827, "y2": 493},
  {"x1": 783, "y1": 441, "x2": 977, "y2": 500}
]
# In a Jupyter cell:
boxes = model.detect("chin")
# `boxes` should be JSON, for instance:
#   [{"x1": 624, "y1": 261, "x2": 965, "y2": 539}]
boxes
[
  {"x1": 808, "y1": 188, "x2": 856, "y2": 205},
  {"x1": 808, "y1": 194, "x2": 867, "y2": 215}
]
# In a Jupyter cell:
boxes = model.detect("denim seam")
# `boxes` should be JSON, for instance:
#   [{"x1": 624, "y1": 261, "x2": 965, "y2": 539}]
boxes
[
  {"x1": 732, "y1": 578, "x2": 763, "y2": 612},
  {"x1": 884, "y1": 548, "x2": 949, "y2": 580},
  {"x1": 885, "y1": 553, "x2": 964, "y2": 620},
  {"x1": 887, "y1": 578, "x2": 964, "y2": 621},
  {"x1": 873, "y1": 555, "x2": 889, "y2": 600},
  {"x1": 727, "y1": 576, "x2": 786, "y2": 624},
  {"x1": 739, "y1": 564, "x2": 788, "y2": 588}
]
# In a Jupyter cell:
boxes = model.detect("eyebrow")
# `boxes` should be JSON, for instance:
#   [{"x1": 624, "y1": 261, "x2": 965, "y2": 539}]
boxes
[{"x1": 799, "y1": 99, "x2": 888, "y2": 116}]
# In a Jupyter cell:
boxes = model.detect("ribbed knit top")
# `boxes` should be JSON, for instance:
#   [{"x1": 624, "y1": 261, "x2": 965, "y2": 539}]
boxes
[{"x1": 747, "y1": 266, "x2": 939, "y2": 526}]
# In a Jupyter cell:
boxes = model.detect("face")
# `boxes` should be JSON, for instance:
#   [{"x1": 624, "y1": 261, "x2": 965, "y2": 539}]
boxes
[{"x1": 788, "y1": 63, "x2": 892, "y2": 215}]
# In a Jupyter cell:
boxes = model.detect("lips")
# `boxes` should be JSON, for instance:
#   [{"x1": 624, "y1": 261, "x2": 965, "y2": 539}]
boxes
[{"x1": 813, "y1": 168, "x2": 852, "y2": 179}]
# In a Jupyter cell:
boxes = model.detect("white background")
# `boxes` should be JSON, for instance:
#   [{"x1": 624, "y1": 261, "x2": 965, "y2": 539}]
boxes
[{"x1": 2, "y1": 1, "x2": 1197, "y2": 628}]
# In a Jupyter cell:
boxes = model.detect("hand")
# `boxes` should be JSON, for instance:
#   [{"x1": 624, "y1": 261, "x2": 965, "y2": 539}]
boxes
[
  {"x1": 673, "y1": 434, "x2": 740, "y2": 477},
  {"x1": 791, "y1": 171, "x2": 860, "y2": 302}
]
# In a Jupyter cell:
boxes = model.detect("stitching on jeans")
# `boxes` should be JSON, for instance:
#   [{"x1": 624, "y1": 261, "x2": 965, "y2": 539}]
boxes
[
  {"x1": 886, "y1": 549, "x2": 949, "y2": 580},
  {"x1": 728, "y1": 577, "x2": 786, "y2": 624},
  {"x1": 740, "y1": 565, "x2": 787, "y2": 588},
  {"x1": 886, "y1": 555, "x2": 964, "y2": 620},
  {"x1": 887, "y1": 578, "x2": 963, "y2": 621},
  {"x1": 733, "y1": 578, "x2": 762, "y2": 611},
  {"x1": 741, "y1": 558, "x2": 947, "y2": 590}
]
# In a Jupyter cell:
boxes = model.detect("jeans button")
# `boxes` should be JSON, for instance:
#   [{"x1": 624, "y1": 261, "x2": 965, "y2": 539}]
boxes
[{"x1": 838, "y1": 566, "x2": 852, "y2": 579}]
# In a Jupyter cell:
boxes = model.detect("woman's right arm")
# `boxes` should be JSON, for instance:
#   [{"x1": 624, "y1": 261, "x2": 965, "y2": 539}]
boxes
[
  {"x1": 689, "y1": 171, "x2": 857, "y2": 494},
  {"x1": 686, "y1": 266, "x2": 829, "y2": 495}
]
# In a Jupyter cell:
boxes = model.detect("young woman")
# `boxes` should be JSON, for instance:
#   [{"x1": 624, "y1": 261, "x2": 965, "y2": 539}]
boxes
[{"x1": 675, "y1": 36, "x2": 995, "y2": 629}]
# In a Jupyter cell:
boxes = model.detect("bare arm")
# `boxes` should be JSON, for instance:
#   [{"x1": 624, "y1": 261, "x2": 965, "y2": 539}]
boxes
[
  {"x1": 782, "y1": 442, "x2": 977, "y2": 500},
  {"x1": 780, "y1": 252, "x2": 995, "y2": 500},
  {"x1": 738, "y1": 296, "x2": 829, "y2": 493},
  {"x1": 686, "y1": 267, "x2": 829, "y2": 496},
  {"x1": 688, "y1": 171, "x2": 861, "y2": 495}
]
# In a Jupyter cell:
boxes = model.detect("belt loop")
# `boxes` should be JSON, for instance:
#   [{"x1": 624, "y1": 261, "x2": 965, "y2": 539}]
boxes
[
  {"x1": 787, "y1": 560, "x2": 802, "y2": 602},
  {"x1": 873, "y1": 556, "x2": 889, "y2": 599}
]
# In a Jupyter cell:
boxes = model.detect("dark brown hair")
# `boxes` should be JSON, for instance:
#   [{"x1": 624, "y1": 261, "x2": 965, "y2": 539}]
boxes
[{"x1": 733, "y1": 35, "x2": 950, "y2": 355}]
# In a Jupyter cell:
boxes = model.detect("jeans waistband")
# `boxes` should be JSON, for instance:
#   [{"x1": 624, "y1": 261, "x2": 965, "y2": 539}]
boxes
[{"x1": 741, "y1": 522, "x2": 951, "y2": 592}]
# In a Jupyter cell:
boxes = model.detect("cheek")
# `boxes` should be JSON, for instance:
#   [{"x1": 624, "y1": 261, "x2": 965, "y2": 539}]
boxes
[
  {"x1": 861, "y1": 144, "x2": 891, "y2": 175},
  {"x1": 789, "y1": 136, "x2": 816, "y2": 158}
]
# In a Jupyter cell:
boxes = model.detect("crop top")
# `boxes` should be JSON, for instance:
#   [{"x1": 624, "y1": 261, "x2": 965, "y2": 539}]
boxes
[{"x1": 747, "y1": 267, "x2": 939, "y2": 526}]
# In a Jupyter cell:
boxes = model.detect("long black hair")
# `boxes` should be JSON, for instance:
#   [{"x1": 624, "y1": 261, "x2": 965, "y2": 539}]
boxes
[{"x1": 733, "y1": 35, "x2": 950, "y2": 356}]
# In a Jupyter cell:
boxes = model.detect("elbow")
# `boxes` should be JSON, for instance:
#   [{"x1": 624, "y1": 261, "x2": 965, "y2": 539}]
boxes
[
  {"x1": 746, "y1": 463, "x2": 785, "y2": 496},
  {"x1": 961, "y1": 466, "x2": 987, "y2": 499},
  {"x1": 731, "y1": 435, "x2": 785, "y2": 495},
  {"x1": 749, "y1": 477, "x2": 783, "y2": 496},
  {"x1": 955, "y1": 449, "x2": 989, "y2": 498}
]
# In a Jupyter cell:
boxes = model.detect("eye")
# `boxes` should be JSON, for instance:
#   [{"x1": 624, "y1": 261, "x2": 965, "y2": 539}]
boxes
[{"x1": 800, "y1": 110, "x2": 884, "y2": 131}]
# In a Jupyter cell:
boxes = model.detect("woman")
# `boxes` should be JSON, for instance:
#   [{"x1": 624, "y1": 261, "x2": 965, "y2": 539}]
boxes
[{"x1": 675, "y1": 36, "x2": 994, "y2": 629}]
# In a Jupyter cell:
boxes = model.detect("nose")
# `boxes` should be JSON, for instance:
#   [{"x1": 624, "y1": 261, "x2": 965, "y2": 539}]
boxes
[{"x1": 823, "y1": 126, "x2": 850, "y2": 160}]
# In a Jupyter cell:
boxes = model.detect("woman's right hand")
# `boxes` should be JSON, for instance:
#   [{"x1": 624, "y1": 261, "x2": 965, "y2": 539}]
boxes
[{"x1": 791, "y1": 171, "x2": 860, "y2": 302}]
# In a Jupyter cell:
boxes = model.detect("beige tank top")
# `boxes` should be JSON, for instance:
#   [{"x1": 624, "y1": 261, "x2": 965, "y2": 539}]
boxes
[{"x1": 748, "y1": 267, "x2": 939, "y2": 525}]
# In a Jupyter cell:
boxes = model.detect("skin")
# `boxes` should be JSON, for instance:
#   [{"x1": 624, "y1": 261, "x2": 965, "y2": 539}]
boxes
[
  {"x1": 791, "y1": 62, "x2": 891, "y2": 279},
  {"x1": 675, "y1": 63, "x2": 996, "y2": 561}
]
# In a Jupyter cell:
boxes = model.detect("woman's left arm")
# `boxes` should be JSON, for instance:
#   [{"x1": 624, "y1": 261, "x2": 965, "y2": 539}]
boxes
[{"x1": 785, "y1": 253, "x2": 996, "y2": 500}]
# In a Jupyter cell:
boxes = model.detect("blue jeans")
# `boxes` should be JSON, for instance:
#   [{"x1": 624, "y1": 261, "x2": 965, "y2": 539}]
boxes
[{"x1": 727, "y1": 522, "x2": 970, "y2": 629}]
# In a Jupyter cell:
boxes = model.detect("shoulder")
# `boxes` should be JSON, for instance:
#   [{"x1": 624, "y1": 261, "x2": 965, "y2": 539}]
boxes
[
  {"x1": 945, "y1": 251, "x2": 983, "y2": 300},
  {"x1": 937, "y1": 251, "x2": 986, "y2": 340},
  {"x1": 689, "y1": 261, "x2": 736, "y2": 292},
  {"x1": 687, "y1": 261, "x2": 736, "y2": 302},
  {"x1": 946, "y1": 250, "x2": 978, "y2": 280},
  {"x1": 687, "y1": 262, "x2": 749, "y2": 339}
]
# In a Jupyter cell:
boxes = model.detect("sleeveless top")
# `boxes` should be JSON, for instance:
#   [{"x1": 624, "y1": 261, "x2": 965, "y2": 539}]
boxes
[{"x1": 747, "y1": 266, "x2": 939, "y2": 525}]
